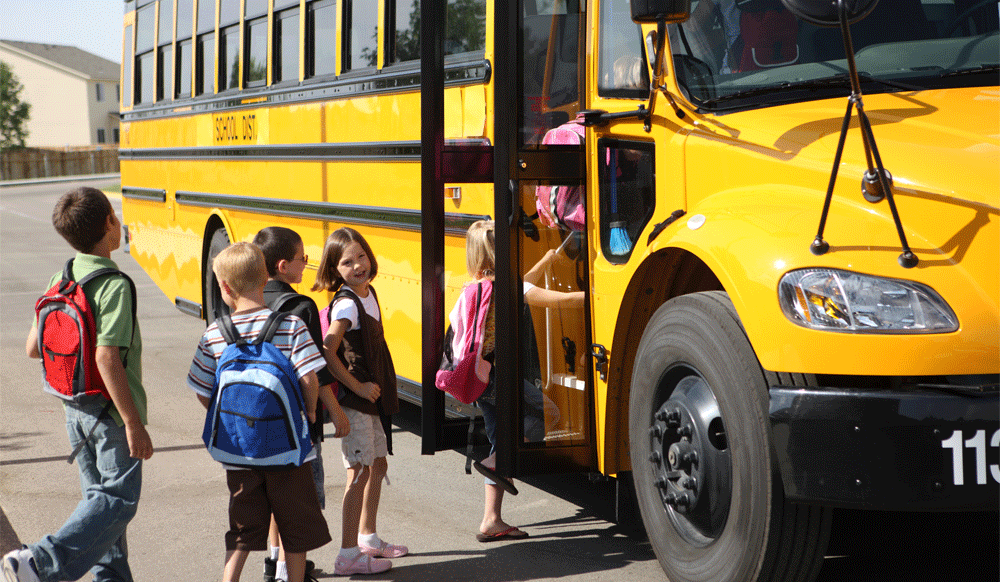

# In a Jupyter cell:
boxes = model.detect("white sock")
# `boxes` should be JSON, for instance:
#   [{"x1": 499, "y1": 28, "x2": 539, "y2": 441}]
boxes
[
  {"x1": 359, "y1": 532, "x2": 382, "y2": 547},
  {"x1": 339, "y1": 546, "x2": 361, "y2": 560},
  {"x1": 269, "y1": 546, "x2": 280, "y2": 561},
  {"x1": 275, "y1": 561, "x2": 287, "y2": 581}
]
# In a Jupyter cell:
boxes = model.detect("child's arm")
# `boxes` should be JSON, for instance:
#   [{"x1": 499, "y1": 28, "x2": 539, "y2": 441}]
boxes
[
  {"x1": 323, "y1": 318, "x2": 381, "y2": 403},
  {"x1": 525, "y1": 287, "x2": 585, "y2": 309},
  {"x1": 25, "y1": 326, "x2": 39, "y2": 359},
  {"x1": 318, "y1": 383, "x2": 350, "y2": 437},
  {"x1": 523, "y1": 249, "x2": 560, "y2": 287},
  {"x1": 196, "y1": 394, "x2": 211, "y2": 409},
  {"x1": 300, "y1": 370, "x2": 319, "y2": 423},
  {"x1": 95, "y1": 345, "x2": 154, "y2": 460}
]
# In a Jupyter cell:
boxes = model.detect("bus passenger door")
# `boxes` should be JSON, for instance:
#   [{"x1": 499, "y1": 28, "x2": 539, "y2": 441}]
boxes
[
  {"x1": 494, "y1": 0, "x2": 597, "y2": 477},
  {"x1": 584, "y1": 0, "x2": 663, "y2": 475}
]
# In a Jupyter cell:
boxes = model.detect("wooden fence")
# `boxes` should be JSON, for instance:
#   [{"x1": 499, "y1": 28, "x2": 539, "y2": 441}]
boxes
[{"x1": 0, "y1": 147, "x2": 119, "y2": 181}]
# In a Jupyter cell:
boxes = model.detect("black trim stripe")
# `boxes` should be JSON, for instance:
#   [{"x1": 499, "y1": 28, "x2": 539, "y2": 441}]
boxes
[
  {"x1": 121, "y1": 187, "x2": 167, "y2": 202},
  {"x1": 120, "y1": 142, "x2": 422, "y2": 161},
  {"x1": 172, "y1": 190, "x2": 488, "y2": 235},
  {"x1": 122, "y1": 58, "x2": 491, "y2": 123}
]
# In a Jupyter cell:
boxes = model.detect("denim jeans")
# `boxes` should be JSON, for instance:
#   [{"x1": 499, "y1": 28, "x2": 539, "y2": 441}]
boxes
[
  {"x1": 477, "y1": 379, "x2": 546, "y2": 485},
  {"x1": 30, "y1": 400, "x2": 142, "y2": 582}
]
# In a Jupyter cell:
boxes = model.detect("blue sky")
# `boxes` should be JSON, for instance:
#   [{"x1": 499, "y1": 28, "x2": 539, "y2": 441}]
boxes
[{"x1": 0, "y1": 0, "x2": 123, "y2": 64}]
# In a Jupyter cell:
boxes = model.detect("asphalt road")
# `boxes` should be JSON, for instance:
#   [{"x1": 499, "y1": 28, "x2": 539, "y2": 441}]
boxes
[{"x1": 1, "y1": 178, "x2": 996, "y2": 582}]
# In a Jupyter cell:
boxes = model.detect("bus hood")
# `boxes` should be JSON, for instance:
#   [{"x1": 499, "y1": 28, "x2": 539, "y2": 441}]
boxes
[{"x1": 769, "y1": 87, "x2": 1000, "y2": 208}]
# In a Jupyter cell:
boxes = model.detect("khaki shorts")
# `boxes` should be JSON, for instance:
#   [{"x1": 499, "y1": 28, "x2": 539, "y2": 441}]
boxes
[
  {"x1": 340, "y1": 407, "x2": 387, "y2": 468},
  {"x1": 225, "y1": 463, "x2": 331, "y2": 553}
]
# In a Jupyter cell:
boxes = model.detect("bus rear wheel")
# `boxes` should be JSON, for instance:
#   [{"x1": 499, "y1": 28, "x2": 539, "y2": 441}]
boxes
[
  {"x1": 630, "y1": 291, "x2": 830, "y2": 582},
  {"x1": 203, "y1": 226, "x2": 230, "y2": 324}
]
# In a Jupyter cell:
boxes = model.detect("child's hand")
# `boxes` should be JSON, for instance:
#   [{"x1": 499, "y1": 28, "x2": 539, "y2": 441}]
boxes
[
  {"x1": 125, "y1": 422, "x2": 154, "y2": 460},
  {"x1": 331, "y1": 404, "x2": 351, "y2": 438},
  {"x1": 353, "y1": 381, "x2": 381, "y2": 403}
]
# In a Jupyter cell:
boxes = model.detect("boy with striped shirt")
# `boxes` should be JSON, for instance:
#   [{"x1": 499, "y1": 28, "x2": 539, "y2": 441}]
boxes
[{"x1": 187, "y1": 242, "x2": 330, "y2": 582}]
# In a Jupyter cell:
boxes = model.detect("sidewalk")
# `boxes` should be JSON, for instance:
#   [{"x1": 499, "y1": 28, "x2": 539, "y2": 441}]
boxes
[{"x1": 0, "y1": 173, "x2": 120, "y2": 188}]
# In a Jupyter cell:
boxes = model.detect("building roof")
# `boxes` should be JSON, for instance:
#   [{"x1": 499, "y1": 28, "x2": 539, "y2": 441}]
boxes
[{"x1": 0, "y1": 40, "x2": 119, "y2": 81}]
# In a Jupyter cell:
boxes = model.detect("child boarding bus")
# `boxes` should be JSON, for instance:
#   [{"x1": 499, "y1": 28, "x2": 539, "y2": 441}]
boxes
[{"x1": 119, "y1": 0, "x2": 998, "y2": 580}]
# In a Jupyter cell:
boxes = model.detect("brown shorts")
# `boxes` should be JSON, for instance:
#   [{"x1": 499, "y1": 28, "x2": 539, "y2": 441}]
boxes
[{"x1": 225, "y1": 462, "x2": 332, "y2": 553}]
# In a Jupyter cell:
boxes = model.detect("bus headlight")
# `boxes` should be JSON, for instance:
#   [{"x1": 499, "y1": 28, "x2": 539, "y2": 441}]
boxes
[{"x1": 778, "y1": 269, "x2": 958, "y2": 333}]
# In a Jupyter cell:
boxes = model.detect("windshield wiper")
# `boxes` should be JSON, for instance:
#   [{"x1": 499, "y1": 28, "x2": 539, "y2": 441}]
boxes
[
  {"x1": 939, "y1": 64, "x2": 999, "y2": 78},
  {"x1": 702, "y1": 73, "x2": 920, "y2": 109}
]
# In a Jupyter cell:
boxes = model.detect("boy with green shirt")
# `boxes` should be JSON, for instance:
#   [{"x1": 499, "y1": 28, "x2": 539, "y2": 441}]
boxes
[{"x1": 4, "y1": 187, "x2": 153, "y2": 582}]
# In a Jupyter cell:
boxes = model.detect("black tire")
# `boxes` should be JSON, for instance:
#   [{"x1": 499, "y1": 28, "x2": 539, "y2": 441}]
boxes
[
  {"x1": 203, "y1": 227, "x2": 230, "y2": 324},
  {"x1": 629, "y1": 291, "x2": 831, "y2": 582}
]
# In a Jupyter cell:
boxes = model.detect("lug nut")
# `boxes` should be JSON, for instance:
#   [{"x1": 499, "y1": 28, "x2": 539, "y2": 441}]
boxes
[
  {"x1": 650, "y1": 425, "x2": 663, "y2": 438},
  {"x1": 682, "y1": 451, "x2": 699, "y2": 466},
  {"x1": 677, "y1": 492, "x2": 692, "y2": 508},
  {"x1": 650, "y1": 451, "x2": 662, "y2": 464},
  {"x1": 678, "y1": 424, "x2": 692, "y2": 437},
  {"x1": 683, "y1": 477, "x2": 698, "y2": 491},
  {"x1": 656, "y1": 410, "x2": 668, "y2": 421}
]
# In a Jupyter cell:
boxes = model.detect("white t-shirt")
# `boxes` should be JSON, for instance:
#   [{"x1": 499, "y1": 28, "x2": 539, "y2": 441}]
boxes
[{"x1": 329, "y1": 287, "x2": 381, "y2": 331}]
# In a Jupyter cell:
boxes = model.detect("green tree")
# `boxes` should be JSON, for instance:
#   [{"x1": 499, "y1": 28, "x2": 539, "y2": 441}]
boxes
[{"x1": 1, "y1": 61, "x2": 31, "y2": 149}]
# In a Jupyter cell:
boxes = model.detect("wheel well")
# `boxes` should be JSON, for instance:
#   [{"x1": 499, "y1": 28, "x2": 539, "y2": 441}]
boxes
[
  {"x1": 201, "y1": 216, "x2": 226, "y2": 318},
  {"x1": 603, "y1": 248, "x2": 724, "y2": 475}
]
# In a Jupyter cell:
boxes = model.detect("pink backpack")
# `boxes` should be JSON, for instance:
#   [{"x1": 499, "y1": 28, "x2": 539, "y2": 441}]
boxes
[
  {"x1": 535, "y1": 117, "x2": 586, "y2": 231},
  {"x1": 436, "y1": 281, "x2": 493, "y2": 404}
]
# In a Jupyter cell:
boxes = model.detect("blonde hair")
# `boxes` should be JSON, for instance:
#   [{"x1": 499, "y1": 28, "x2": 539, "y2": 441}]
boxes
[
  {"x1": 465, "y1": 220, "x2": 495, "y2": 280},
  {"x1": 212, "y1": 242, "x2": 268, "y2": 296}
]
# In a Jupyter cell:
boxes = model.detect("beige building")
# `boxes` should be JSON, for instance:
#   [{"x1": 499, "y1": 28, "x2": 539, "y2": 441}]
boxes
[{"x1": 0, "y1": 40, "x2": 120, "y2": 148}]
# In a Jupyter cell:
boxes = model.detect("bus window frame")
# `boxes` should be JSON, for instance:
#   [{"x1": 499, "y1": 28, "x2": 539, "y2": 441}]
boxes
[
  {"x1": 195, "y1": 31, "x2": 216, "y2": 95},
  {"x1": 218, "y1": 24, "x2": 241, "y2": 93},
  {"x1": 272, "y1": 5, "x2": 301, "y2": 86},
  {"x1": 244, "y1": 13, "x2": 269, "y2": 87},
  {"x1": 175, "y1": 37, "x2": 193, "y2": 99}
]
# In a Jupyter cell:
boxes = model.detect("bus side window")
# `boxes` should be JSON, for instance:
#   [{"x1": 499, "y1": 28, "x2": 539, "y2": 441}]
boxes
[
  {"x1": 306, "y1": 0, "x2": 338, "y2": 78},
  {"x1": 245, "y1": 0, "x2": 268, "y2": 86},
  {"x1": 344, "y1": 0, "x2": 378, "y2": 71},
  {"x1": 135, "y1": 2, "x2": 155, "y2": 105}
]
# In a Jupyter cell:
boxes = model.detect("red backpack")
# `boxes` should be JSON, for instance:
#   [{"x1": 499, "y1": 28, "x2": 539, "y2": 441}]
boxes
[{"x1": 35, "y1": 259, "x2": 136, "y2": 402}]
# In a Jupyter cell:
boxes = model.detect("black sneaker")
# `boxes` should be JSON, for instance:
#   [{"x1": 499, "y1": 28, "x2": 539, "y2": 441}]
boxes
[{"x1": 263, "y1": 557, "x2": 276, "y2": 582}]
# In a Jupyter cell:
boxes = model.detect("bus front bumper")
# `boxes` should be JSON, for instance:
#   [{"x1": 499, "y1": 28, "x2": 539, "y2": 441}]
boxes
[{"x1": 769, "y1": 381, "x2": 999, "y2": 511}]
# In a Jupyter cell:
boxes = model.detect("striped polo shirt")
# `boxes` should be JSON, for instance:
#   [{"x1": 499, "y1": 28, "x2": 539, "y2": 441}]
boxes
[{"x1": 187, "y1": 307, "x2": 325, "y2": 399}]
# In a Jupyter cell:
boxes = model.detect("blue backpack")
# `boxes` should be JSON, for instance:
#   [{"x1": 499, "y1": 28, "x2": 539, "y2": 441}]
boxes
[{"x1": 202, "y1": 311, "x2": 313, "y2": 468}]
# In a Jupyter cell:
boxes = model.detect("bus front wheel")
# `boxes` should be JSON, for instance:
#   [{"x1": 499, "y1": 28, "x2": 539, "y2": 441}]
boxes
[
  {"x1": 630, "y1": 291, "x2": 829, "y2": 582},
  {"x1": 203, "y1": 227, "x2": 230, "y2": 324}
]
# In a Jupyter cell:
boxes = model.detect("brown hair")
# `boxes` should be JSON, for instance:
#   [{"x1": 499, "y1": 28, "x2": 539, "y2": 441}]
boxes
[
  {"x1": 311, "y1": 227, "x2": 378, "y2": 292},
  {"x1": 212, "y1": 242, "x2": 268, "y2": 296},
  {"x1": 51, "y1": 187, "x2": 114, "y2": 253},
  {"x1": 252, "y1": 226, "x2": 302, "y2": 277}
]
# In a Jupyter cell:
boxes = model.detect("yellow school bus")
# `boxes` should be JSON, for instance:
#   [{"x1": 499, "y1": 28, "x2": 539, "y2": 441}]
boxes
[{"x1": 119, "y1": 0, "x2": 998, "y2": 580}]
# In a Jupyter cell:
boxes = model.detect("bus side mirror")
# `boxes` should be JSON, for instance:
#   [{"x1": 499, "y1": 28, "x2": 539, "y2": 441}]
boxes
[{"x1": 630, "y1": 0, "x2": 691, "y2": 23}]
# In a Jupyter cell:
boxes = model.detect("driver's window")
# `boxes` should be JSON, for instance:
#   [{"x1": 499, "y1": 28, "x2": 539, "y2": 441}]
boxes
[{"x1": 597, "y1": 0, "x2": 649, "y2": 98}]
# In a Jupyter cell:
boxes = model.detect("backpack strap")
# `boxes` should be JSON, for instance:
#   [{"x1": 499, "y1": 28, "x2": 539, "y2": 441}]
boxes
[
  {"x1": 217, "y1": 314, "x2": 243, "y2": 346},
  {"x1": 254, "y1": 311, "x2": 289, "y2": 345},
  {"x1": 267, "y1": 292, "x2": 301, "y2": 314},
  {"x1": 67, "y1": 258, "x2": 139, "y2": 369}
]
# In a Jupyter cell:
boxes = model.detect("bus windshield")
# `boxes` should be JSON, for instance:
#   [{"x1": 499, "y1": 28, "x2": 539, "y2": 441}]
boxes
[{"x1": 668, "y1": 0, "x2": 999, "y2": 110}]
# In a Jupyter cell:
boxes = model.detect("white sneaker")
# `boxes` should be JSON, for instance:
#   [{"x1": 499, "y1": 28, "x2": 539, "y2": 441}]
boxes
[{"x1": 2, "y1": 548, "x2": 40, "y2": 582}]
